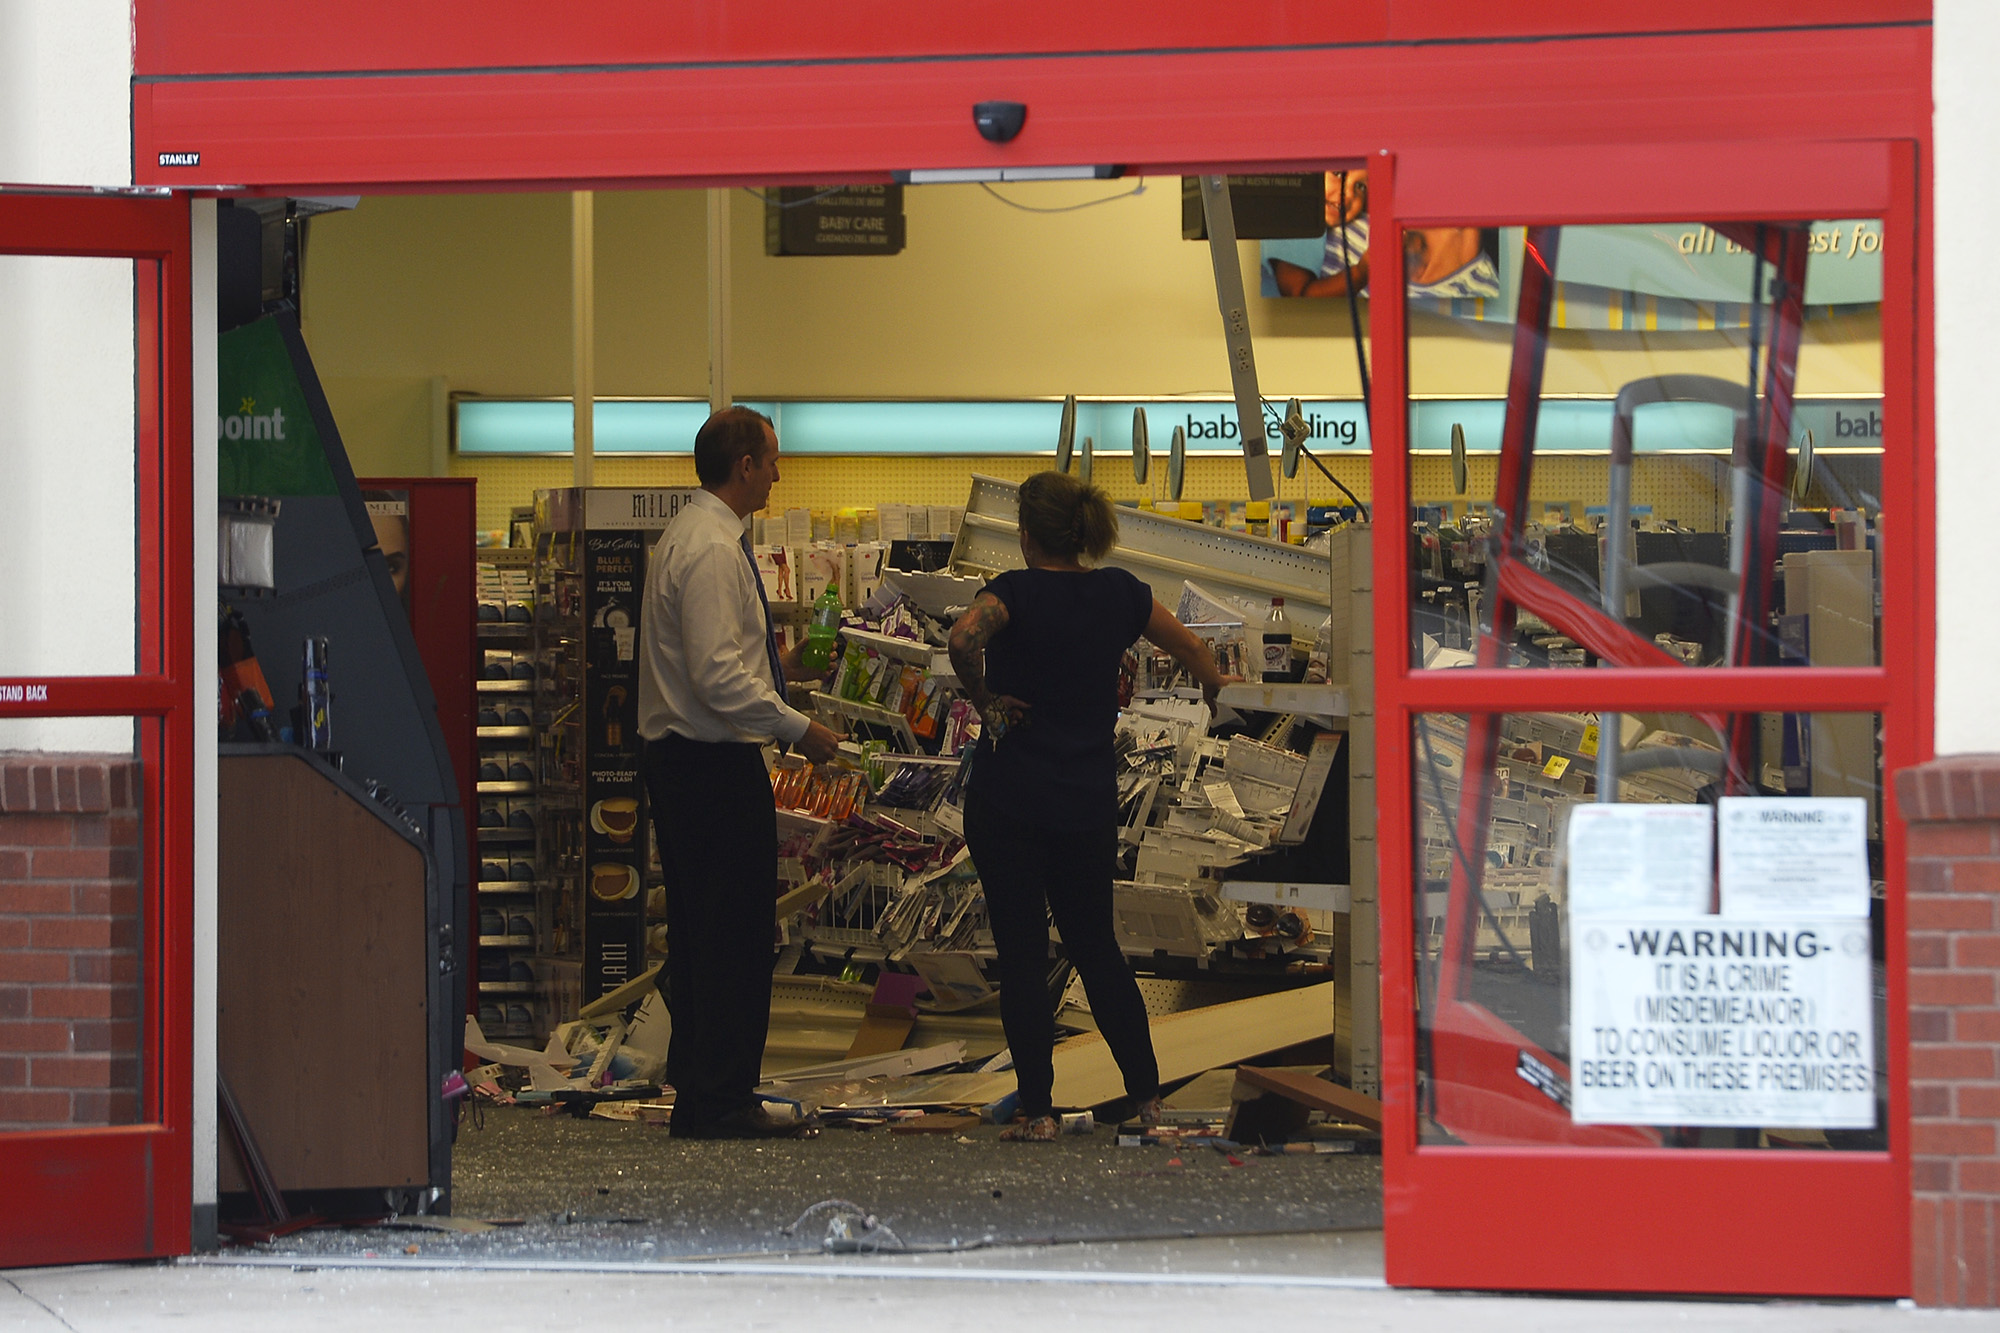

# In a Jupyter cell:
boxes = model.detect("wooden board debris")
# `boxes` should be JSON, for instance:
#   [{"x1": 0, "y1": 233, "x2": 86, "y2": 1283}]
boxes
[
  {"x1": 781, "y1": 1071, "x2": 1009, "y2": 1109},
  {"x1": 381, "y1": 1215, "x2": 500, "y2": 1233},
  {"x1": 760, "y1": 1041, "x2": 966, "y2": 1089},
  {"x1": 1230, "y1": 1063, "x2": 1383, "y2": 1132},
  {"x1": 765, "y1": 983, "x2": 1338, "y2": 1113},
  {"x1": 889, "y1": 1113, "x2": 980, "y2": 1135},
  {"x1": 1161, "y1": 1067, "x2": 1239, "y2": 1116},
  {"x1": 774, "y1": 877, "x2": 832, "y2": 922},
  {"x1": 846, "y1": 1003, "x2": 917, "y2": 1058},
  {"x1": 1048, "y1": 981, "x2": 1337, "y2": 1108}
]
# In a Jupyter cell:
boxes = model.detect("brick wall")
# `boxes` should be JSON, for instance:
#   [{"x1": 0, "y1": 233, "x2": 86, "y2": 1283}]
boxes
[
  {"x1": 0, "y1": 753, "x2": 143, "y2": 1129},
  {"x1": 1897, "y1": 755, "x2": 2000, "y2": 1307}
]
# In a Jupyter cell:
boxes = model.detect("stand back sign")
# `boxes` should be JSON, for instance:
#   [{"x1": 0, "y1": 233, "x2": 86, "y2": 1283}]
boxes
[{"x1": 1566, "y1": 798, "x2": 1875, "y2": 1128}]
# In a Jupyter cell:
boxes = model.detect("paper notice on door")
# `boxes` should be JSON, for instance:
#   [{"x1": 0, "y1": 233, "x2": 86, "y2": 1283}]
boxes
[
  {"x1": 1717, "y1": 797, "x2": 1870, "y2": 918},
  {"x1": 1569, "y1": 915, "x2": 1876, "y2": 1127},
  {"x1": 1565, "y1": 802, "x2": 1713, "y2": 918}
]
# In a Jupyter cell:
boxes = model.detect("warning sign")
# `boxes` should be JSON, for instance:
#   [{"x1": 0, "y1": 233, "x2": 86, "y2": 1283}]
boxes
[
  {"x1": 1570, "y1": 917, "x2": 1875, "y2": 1128},
  {"x1": 1718, "y1": 796, "x2": 1871, "y2": 918},
  {"x1": 1566, "y1": 802, "x2": 1712, "y2": 917}
]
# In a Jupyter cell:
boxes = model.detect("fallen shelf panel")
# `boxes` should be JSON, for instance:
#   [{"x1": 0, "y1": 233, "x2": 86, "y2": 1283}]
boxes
[
  {"x1": 1049, "y1": 980, "x2": 1338, "y2": 1108},
  {"x1": 1232, "y1": 1063, "x2": 1384, "y2": 1132}
]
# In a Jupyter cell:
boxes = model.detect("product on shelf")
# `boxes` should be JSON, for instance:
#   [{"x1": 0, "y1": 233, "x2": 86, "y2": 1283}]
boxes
[
  {"x1": 473, "y1": 511, "x2": 1344, "y2": 1059},
  {"x1": 522, "y1": 486, "x2": 698, "y2": 1023},
  {"x1": 474, "y1": 552, "x2": 545, "y2": 1037},
  {"x1": 801, "y1": 585, "x2": 842, "y2": 672},
  {"x1": 1261, "y1": 597, "x2": 1293, "y2": 683}
]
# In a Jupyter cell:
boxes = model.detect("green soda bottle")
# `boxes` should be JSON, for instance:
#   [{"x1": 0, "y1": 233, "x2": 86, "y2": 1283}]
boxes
[{"x1": 801, "y1": 585, "x2": 842, "y2": 672}]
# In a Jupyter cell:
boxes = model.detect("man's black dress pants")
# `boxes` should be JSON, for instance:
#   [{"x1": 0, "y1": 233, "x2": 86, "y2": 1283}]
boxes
[{"x1": 643, "y1": 733, "x2": 777, "y2": 1133}]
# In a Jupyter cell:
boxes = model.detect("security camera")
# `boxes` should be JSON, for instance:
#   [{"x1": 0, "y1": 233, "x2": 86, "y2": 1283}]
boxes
[{"x1": 973, "y1": 101, "x2": 1027, "y2": 144}]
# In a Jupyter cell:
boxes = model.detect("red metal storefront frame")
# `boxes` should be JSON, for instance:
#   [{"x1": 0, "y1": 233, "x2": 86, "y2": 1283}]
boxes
[
  {"x1": 116, "y1": 0, "x2": 1934, "y2": 1292},
  {"x1": 129, "y1": 22, "x2": 1928, "y2": 195}
]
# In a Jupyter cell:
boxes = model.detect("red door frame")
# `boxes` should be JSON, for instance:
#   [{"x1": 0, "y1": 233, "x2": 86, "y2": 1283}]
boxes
[
  {"x1": 0, "y1": 191, "x2": 194, "y2": 1266},
  {"x1": 1370, "y1": 140, "x2": 1925, "y2": 1295}
]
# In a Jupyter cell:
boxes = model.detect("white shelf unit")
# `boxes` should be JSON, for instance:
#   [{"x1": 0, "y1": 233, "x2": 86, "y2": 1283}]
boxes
[{"x1": 950, "y1": 473, "x2": 1338, "y2": 619}]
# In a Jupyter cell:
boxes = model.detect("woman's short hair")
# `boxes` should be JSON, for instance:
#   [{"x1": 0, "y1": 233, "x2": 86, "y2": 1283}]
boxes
[
  {"x1": 693, "y1": 406, "x2": 775, "y2": 486},
  {"x1": 1017, "y1": 470, "x2": 1118, "y2": 563}
]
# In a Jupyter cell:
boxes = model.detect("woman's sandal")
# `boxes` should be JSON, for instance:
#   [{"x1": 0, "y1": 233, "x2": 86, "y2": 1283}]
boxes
[
  {"x1": 999, "y1": 1114, "x2": 1060, "y2": 1142},
  {"x1": 1133, "y1": 1095, "x2": 1164, "y2": 1127}
]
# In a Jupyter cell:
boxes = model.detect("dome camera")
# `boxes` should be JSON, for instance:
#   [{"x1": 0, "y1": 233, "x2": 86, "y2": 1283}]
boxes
[{"x1": 973, "y1": 101, "x2": 1028, "y2": 144}]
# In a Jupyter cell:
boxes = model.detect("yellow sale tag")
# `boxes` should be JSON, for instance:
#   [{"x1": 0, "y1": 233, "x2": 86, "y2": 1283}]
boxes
[
  {"x1": 1542, "y1": 755, "x2": 1571, "y2": 779},
  {"x1": 1580, "y1": 725, "x2": 1600, "y2": 757}
]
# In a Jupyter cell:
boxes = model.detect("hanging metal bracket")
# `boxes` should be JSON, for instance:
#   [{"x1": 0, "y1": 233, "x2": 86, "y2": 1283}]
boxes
[{"x1": 1197, "y1": 175, "x2": 1276, "y2": 501}]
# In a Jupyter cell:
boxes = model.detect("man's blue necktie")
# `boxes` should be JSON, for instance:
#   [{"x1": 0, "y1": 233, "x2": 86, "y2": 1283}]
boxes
[{"x1": 740, "y1": 533, "x2": 789, "y2": 696}]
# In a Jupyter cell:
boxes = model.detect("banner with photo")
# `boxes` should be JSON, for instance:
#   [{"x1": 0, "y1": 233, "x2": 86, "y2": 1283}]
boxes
[{"x1": 1260, "y1": 168, "x2": 1884, "y2": 327}]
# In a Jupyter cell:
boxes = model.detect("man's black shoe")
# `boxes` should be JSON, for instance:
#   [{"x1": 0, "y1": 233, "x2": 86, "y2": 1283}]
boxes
[{"x1": 670, "y1": 1105, "x2": 810, "y2": 1140}]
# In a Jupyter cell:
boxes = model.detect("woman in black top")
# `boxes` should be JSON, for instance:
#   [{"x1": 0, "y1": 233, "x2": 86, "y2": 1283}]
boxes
[{"x1": 948, "y1": 471, "x2": 1227, "y2": 1141}]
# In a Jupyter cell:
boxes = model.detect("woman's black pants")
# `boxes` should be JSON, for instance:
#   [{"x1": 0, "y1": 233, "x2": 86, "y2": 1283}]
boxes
[{"x1": 964, "y1": 799, "x2": 1159, "y2": 1118}]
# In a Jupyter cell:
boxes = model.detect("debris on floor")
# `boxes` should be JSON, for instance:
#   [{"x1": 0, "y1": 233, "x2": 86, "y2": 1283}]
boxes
[
  {"x1": 462, "y1": 969, "x2": 1376, "y2": 1162},
  {"x1": 887, "y1": 1112, "x2": 979, "y2": 1135},
  {"x1": 355, "y1": 1102, "x2": 1386, "y2": 1262},
  {"x1": 379, "y1": 1215, "x2": 499, "y2": 1234},
  {"x1": 586, "y1": 1099, "x2": 674, "y2": 1125},
  {"x1": 1228, "y1": 1063, "x2": 1384, "y2": 1134}
]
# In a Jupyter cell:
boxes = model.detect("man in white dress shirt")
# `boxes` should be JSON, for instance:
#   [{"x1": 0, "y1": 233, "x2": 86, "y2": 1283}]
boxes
[{"x1": 638, "y1": 406, "x2": 843, "y2": 1139}]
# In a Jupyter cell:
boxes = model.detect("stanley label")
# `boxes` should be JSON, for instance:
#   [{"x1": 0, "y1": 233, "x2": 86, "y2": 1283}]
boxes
[{"x1": 157, "y1": 151, "x2": 201, "y2": 167}]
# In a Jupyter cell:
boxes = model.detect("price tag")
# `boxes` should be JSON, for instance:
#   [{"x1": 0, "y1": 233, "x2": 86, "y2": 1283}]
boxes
[
  {"x1": 1543, "y1": 755, "x2": 1570, "y2": 780},
  {"x1": 1581, "y1": 724, "x2": 1600, "y2": 757}
]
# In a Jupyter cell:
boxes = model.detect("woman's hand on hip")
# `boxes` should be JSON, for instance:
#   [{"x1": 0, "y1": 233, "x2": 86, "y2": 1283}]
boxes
[{"x1": 980, "y1": 694, "x2": 1032, "y2": 743}]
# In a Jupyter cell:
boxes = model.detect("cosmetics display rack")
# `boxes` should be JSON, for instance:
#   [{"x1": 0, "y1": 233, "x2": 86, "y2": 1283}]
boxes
[{"x1": 528, "y1": 487, "x2": 697, "y2": 1021}]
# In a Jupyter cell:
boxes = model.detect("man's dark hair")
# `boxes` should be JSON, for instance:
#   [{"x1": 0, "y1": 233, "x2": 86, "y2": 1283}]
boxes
[{"x1": 693, "y1": 406, "x2": 776, "y2": 487}]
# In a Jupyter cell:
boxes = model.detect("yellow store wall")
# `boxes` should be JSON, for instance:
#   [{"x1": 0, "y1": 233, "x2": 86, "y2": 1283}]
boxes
[{"x1": 297, "y1": 182, "x2": 1883, "y2": 533}]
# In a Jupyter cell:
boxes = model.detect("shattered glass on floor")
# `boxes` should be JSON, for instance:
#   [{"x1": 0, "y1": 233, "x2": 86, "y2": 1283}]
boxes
[{"x1": 233, "y1": 1106, "x2": 1381, "y2": 1263}]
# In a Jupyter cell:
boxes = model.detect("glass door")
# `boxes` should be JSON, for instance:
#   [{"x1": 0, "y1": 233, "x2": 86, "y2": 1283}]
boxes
[
  {"x1": 0, "y1": 191, "x2": 194, "y2": 1265},
  {"x1": 1370, "y1": 142, "x2": 1919, "y2": 1295}
]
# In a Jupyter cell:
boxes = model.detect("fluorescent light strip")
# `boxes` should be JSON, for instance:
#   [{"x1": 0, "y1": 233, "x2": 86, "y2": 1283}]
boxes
[{"x1": 451, "y1": 396, "x2": 1883, "y2": 458}]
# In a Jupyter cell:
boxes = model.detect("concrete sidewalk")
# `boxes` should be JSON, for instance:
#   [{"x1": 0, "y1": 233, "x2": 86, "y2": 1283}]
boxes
[{"x1": 3, "y1": 1233, "x2": 1989, "y2": 1332}]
